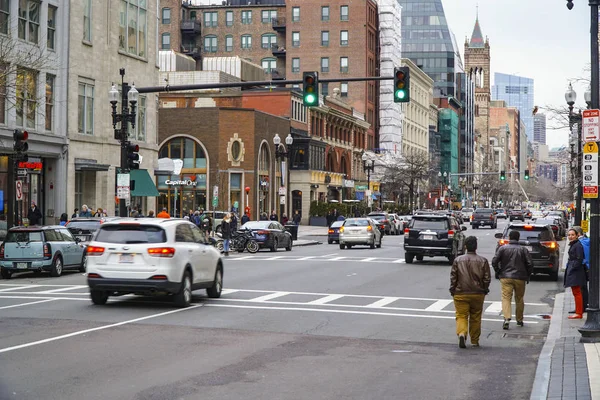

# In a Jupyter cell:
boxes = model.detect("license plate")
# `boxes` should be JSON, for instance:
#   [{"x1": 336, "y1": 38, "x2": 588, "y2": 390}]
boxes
[
  {"x1": 15, "y1": 262, "x2": 28, "y2": 269},
  {"x1": 423, "y1": 235, "x2": 433, "y2": 240},
  {"x1": 119, "y1": 254, "x2": 134, "y2": 263},
  {"x1": 525, "y1": 246, "x2": 533, "y2": 252}
]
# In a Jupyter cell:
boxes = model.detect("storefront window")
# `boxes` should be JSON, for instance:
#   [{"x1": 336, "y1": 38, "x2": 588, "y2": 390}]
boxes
[{"x1": 229, "y1": 172, "x2": 241, "y2": 213}]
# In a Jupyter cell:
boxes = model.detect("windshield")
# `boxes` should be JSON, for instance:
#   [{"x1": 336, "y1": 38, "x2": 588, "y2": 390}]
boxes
[
  {"x1": 462, "y1": 208, "x2": 474, "y2": 213},
  {"x1": 330, "y1": 221, "x2": 344, "y2": 228},
  {"x1": 6, "y1": 231, "x2": 43, "y2": 243},
  {"x1": 495, "y1": 209, "x2": 506, "y2": 213},
  {"x1": 368, "y1": 215, "x2": 386, "y2": 221},
  {"x1": 411, "y1": 219, "x2": 448, "y2": 230},
  {"x1": 474, "y1": 209, "x2": 493, "y2": 214},
  {"x1": 95, "y1": 225, "x2": 167, "y2": 244},
  {"x1": 344, "y1": 219, "x2": 370, "y2": 227},
  {"x1": 242, "y1": 221, "x2": 271, "y2": 229}
]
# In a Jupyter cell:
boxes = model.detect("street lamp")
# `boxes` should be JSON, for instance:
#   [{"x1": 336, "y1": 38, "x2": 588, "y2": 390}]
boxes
[
  {"x1": 273, "y1": 133, "x2": 294, "y2": 221},
  {"x1": 362, "y1": 152, "x2": 375, "y2": 211},
  {"x1": 109, "y1": 68, "x2": 139, "y2": 218},
  {"x1": 585, "y1": 84, "x2": 592, "y2": 109},
  {"x1": 437, "y1": 171, "x2": 449, "y2": 210},
  {"x1": 565, "y1": 83, "x2": 583, "y2": 226}
]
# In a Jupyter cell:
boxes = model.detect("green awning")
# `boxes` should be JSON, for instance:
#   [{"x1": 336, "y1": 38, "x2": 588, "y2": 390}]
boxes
[{"x1": 130, "y1": 169, "x2": 159, "y2": 197}]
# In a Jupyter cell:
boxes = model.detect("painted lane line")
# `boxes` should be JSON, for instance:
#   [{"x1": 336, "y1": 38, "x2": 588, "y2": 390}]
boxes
[
  {"x1": 36, "y1": 285, "x2": 88, "y2": 294},
  {"x1": 298, "y1": 256, "x2": 316, "y2": 260},
  {"x1": 393, "y1": 259, "x2": 405, "y2": 263},
  {"x1": 220, "y1": 289, "x2": 240, "y2": 295},
  {"x1": 329, "y1": 257, "x2": 346, "y2": 261},
  {"x1": 0, "y1": 292, "x2": 88, "y2": 296},
  {"x1": 307, "y1": 294, "x2": 345, "y2": 305},
  {"x1": 248, "y1": 291, "x2": 290, "y2": 302},
  {"x1": 321, "y1": 253, "x2": 339, "y2": 257},
  {"x1": 424, "y1": 299, "x2": 453, "y2": 312},
  {"x1": 229, "y1": 256, "x2": 254, "y2": 261},
  {"x1": 361, "y1": 258, "x2": 376, "y2": 262},
  {"x1": 0, "y1": 298, "x2": 58, "y2": 310},
  {"x1": 485, "y1": 301, "x2": 503, "y2": 314},
  {"x1": 264, "y1": 256, "x2": 284, "y2": 261},
  {"x1": 365, "y1": 297, "x2": 400, "y2": 308},
  {"x1": 0, "y1": 285, "x2": 42, "y2": 292},
  {"x1": 0, "y1": 295, "x2": 89, "y2": 301},
  {"x1": 0, "y1": 305, "x2": 202, "y2": 354}
]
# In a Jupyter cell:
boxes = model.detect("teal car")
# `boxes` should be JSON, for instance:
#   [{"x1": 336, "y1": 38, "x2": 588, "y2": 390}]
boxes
[{"x1": 0, "y1": 226, "x2": 86, "y2": 279}]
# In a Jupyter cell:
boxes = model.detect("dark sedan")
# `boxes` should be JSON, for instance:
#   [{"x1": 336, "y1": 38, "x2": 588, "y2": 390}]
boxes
[
  {"x1": 241, "y1": 221, "x2": 293, "y2": 251},
  {"x1": 328, "y1": 221, "x2": 344, "y2": 244}
]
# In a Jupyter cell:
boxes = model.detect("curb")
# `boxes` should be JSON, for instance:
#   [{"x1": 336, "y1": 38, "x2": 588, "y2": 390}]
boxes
[{"x1": 294, "y1": 240, "x2": 322, "y2": 247}]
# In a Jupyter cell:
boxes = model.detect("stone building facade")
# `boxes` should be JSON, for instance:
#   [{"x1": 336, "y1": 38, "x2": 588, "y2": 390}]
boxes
[{"x1": 401, "y1": 58, "x2": 433, "y2": 156}]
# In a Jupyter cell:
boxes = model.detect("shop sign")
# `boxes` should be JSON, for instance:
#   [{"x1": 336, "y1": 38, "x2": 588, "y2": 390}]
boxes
[
  {"x1": 355, "y1": 185, "x2": 367, "y2": 191},
  {"x1": 343, "y1": 179, "x2": 355, "y2": 188},
  {"x1": 18, "y1": 161, "x2": 43, "y2": 170},
  {"x1": 165, "y1": 179, "x2": 197, "y2": 187}
]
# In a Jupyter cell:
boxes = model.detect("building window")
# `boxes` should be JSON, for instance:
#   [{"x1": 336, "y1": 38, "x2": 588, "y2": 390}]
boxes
[
  {"x1": 0, "y1": 0, "x2": 9, "y2": 35},
  {"x1": 204, "y1": 35, "x2": 217, "y2": 52},
  {"x1": 204, "y1": 11, "x2": 217, "y2": 27},
  {"x1": 161, "y1": 33, "x2": 170, "y2": 49},
  {"x1": 241, "y1": 10, "x2": 252, "y2": 24},
  {"x1": 262, "y1": 10, "x2": 276, "y2": 23},
  {"x1": 241, "y1": 34, "x2": 251, "y2": 49},
  {"x1": 83, "y1": 0, "x2": 91, "y2": 41},
  {"x1": 292, "y1": 58, "x2": 300, "y2": 73},
  {"x1": 340, "y1": 5, "x2": 349, "y2": 21},
  {"x1": 261, "y1": 57, "x2": 276, "y2": 73},
  {"x1": 47, "y1": 5, "x2": 57, "y2": 50},
  {"x1": 340, "y1": 30, "x2": 348, "y2": 46},
  {"x1": 321, "y1": 31, "x2": 329, "y2": 46},
  {"x1": 292, "y1": 31, "x2": 300, "y2": 47},
  {"x1": 340, "y1": 57, "x2": 348, "y2": 73},
  {"x1": 0, "y1": 64, "x2": 5, "y2": 124},
  {"x1": 341, "y1": 82, "x2": 348, "y2": 97},
  {"x1": 229, "y1": 172, "x2": 242, "y2": 212},
  {"x1": 226, "y1": 11, "x2": 233, "y2": 26},
  {"x1": 321, "y1": 6, "x2": 329, "y2": 21},
  {"x1": 292, "y1": 7, "x2": 300, "y2": 22},
  {"x1": 18, "y1": 0, "x2": 40, "y2": 44},
  {"x1": 321, "y1": 57, "x2": 329, "y2": 73},
  {"x1": 15, "y1": 68, "x2": 37, "y2": 129},
  {"x1": 322, "y1": 82, "x2": 329, "y2": 97},
  {"x1": 162, "y1": 7, "x2": 170, "y2": 24},
  {"x1": 119, "y1": 0, "x2": 147, "y2": 58},
  {"x1": 45, "y1": 74, "x2": 54, "y2": 131},
  {"x1": 78, "y1": 82, "x2": 94, "y2": 135},
  {"x1": 261, "y1": 33, "x2": 276, "y2": 49},
  {"x1": 225, "y1": 35, "x2": 233, "y2": 52}
]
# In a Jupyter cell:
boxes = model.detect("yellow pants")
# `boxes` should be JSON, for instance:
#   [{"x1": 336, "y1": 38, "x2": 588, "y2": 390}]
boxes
[
  {"x1": 500, "y1": 278, "x2": 526, "y2": 322},
  {"x1": 453, "y1": 293, "x2": 485, "y2": 345}
]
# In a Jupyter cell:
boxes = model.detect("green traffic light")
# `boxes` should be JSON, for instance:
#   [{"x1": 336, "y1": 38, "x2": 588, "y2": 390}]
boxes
[
  {"x1": 304, "y1": 93, "x2": 316, "y2": 105},
  {"x1": 395, "y1": 90, "x2": 406, "y2": 100}
]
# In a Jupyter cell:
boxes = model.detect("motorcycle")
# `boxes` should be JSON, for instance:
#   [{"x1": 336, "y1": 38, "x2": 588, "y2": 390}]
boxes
[
  {"x1": 230, "y1": 229, "x2": 260, "y2": 253},
  {"x1": 208, "y1": 236, "x2": 224, "y2": 253}
]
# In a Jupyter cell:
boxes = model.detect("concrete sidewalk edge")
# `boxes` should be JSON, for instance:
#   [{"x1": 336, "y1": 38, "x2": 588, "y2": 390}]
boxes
[{"x1": 294, "y1": 240, "x2": 321, "y2": 247}]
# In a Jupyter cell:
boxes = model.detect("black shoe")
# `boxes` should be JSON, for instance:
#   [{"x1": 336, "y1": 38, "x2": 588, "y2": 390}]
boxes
[
  {"x1": 517, "y1": 321, "x2": 524, "y2": 327},
  {"x1": 503, "y1": 320, "x2": 510, "y2": 330},
  {"x1": 569, "y1": 310, "x2": 576, "y2": 314},
  {"x1": 459, "y1": 334, "x2": 466, "y2": 349}
]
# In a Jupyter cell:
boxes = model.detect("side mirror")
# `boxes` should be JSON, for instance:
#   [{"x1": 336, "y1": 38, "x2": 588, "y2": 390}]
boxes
[
  {"x1": 494, "y1": 232, "x2": 503, "y2": 239},
  {"x1": 461, "y1": 226, "x2": 467, "y2": 231},
  {"x1": 75, "y1": 237, "x2": 81, "y2": 243}
]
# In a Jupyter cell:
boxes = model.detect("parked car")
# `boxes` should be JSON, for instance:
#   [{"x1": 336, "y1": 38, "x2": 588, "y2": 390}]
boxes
[
  {"x1": 509, "y1": 209, "x2": 525, "y2": 222},
  {"x1": 524, "y1": 209, "x2": 533, "y2": 219},
  {"x1": 86, "y1": 218, "x2": 223, "y2": 307},
  {"x1": 403, "y1": 214, "x2": 467, "y2": 265},
  {"x1": 461, "y1": 208, "x2": 474, "y2": 222},
  {"x1": 471, "y1": 208, "x2": 497, "y2": 229},
  {"x1": 396, "y1": 215, "x2": 413, "y2": 231},
  {"x1": 388, "y1": 214, "x2": 404, "y2": 234},
  {"x1": 339, "y1": 218, "x2": 382, "y2": 249},
  {"x1": 494, "y1": 223, "x2": 560, "y2": 281},
  {"x1": 494, "y1": 208, "x2": 507, "y2": 219},
  {"x1": 241, "y1": 220, "x2": 293, "y2": 251},
  {"x1": 203, "y1": 211, "x2": 227, "y2": 233},
  {"x1": 0, "y1": 226, "x2": 86, "y2": 279},
  {"x1": 367, "y1": 212, "x2": 396, "y2": 235},
  {"x1": 535, "y1": 218, "x2": 563, "y2": 240},
  {"x1": 328, "y1": 220, "x2": 344, "y2": 244},
  {"x1": 66, "y1": 217, "x2": 119, "y2": 245},
  {"x1": 547, "y1": 210, "x2": 569, "y2": 231}
]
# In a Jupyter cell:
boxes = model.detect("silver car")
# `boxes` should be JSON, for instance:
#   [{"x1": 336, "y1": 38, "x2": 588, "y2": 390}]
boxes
[{"x1": 339, "y1": 218, "x2": 382, "y2": 249}]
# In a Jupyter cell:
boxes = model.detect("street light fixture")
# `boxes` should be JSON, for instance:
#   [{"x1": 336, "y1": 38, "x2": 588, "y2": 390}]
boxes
[
  {"x1": 438, "y1": 171, "x2": 449, "y2": 210},
  {"x1": 273, "y1": 133, "x2": 294, "y2": 221},
  {"x1": 585, "y1": 84, "x2": 592, "y2": 108},
  {"x1": 564, "y1": 83, "x2": 583, "y2": 226},
  {"x1": 362, "y1": 152, "x2": 375, "y2": 211}
]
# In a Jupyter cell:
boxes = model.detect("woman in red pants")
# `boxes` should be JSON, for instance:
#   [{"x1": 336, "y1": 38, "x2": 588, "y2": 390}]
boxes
[{"x1": 566, "y1": 228, "x2": 587, "y2": 319}]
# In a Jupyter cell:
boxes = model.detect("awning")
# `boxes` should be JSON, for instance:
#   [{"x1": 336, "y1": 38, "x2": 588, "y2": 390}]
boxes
[
  {"x1": 130, "y1": 169, "x2": 159, "y2": 197},
  {"x1": 74, "y1": 158, "x2": 110, "y2": 171}
]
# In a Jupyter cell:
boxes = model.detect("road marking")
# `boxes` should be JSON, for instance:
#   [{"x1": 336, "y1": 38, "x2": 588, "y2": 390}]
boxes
[
  {"x1": 361, "y1": 257, "x2": 376, "y2": 262},
  {"x1": 0, "y1": 285, "x2": 42, "y2": 292},
  {"x1": 264, "y1": 256, "x2": 284, "y2": 261},
  {"x1": 329, "y1": 257, "x2": 346, "y2": 261},
  {"x1": 233, "y1": 256, "x2": 254, "y2": 260},
  {"x1": 0, "y1": 298, "x2": 58, "y2": 310},
  {"x1": 248, "y1": 291, "x2": 290, "y2": 302},
  {"x1": 0, "y1": 305, "x2": 202, "y2": 354},
  {"x1": 485, "y1": 301, "x2": 503, "y2": 314},
  {"x1": 36, "y1": 285, "x2": 88, "y2": 294},
  {"x1": 393, "y1": 259, "x2": 405, "y2": 263},
  {"x1": 425, "y1": 299, "x2": 453, "y2": 312},
  {"x1": 366, "y1": 297, "x2": 399, "y2": 308},
  {"x1": 0, "y1": 295, "x2": 88, "y2": 301},
  {"x1": 322, "y1": 253, "x2": 339, "y2": 257},
  {"x1": 308, "y1": 294, "x2": 344, "y2": 305},
  {"x1": 298, "y1": 256, "x2": 315, "y2": 260}
]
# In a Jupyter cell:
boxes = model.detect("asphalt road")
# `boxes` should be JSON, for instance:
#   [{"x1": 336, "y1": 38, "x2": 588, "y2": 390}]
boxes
[{"x1": 0, "y1": 218, "x2": 564, "y2": 400}]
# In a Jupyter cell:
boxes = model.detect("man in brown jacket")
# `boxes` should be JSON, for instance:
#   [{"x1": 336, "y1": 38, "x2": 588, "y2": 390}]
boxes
[{"x1": 450, "y1": 236, "x2": 491, "y2": 349}]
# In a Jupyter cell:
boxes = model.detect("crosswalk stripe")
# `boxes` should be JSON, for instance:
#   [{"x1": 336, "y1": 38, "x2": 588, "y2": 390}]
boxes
[
  {"x1": 36, "y1": 285, "x2": 88, "y2": 294},
  {"x1": 0, "y1": 285, "x2": 42, "y2": 292},
  {"x1": 298, "y1": 256, "x2": 315, "y2": 260},
  {"x1": 485, "y1": 301, "x2": 503, "y2": 314},
  {"x1": 393, "y1": 259, "x2": 405, "y2": 263},
  {"x1": 329, "y1": 257, "x2": 346, "y2": 261},
  {"x1": 365, "y1": 297, "x2": 399, "y2": 308},
  {"x1": 425, "y1": 299, "x2": 453, "y2": 312},
  {"x1": 249, "y1": 291, "x2": 290, "y2": 302},
  {"x1": 361, "y1": 258, "x2": 376, "y2": 262},
  {"x1": 220, "y1": 289, "x2": 239, "y2": 295},
  {"x1": 308, "y1": 294, "x2": 344, "y2": 305}
]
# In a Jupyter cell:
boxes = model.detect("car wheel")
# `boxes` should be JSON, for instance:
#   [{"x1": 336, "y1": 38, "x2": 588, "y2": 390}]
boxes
[
  {"x1": 347, "y1": 244, "x2": 353, "y2": 249},
  {"x1": 174, "y1": 270, "x2": 193, "y2": 307},
  {"x1": 339, "y1": 244, "x2": 345, "y2": 250},
  {"x1": 50, "y1": 256, "x2": 63, "y2": 277},
  {"x1": 79, "y1": 253, "x2": 87, "y2": 273},
  {"x1": 405, "y1": 253, "x2": 414, "y2": 264},
  {"x1": 285, "y1": 239, "x2": 293, "y2": 251},
  {"x1": 328, "y1": 239, "x2": 333, "y2": 244},
  {"x1": 206, "y1": 266, "x2": 223, "y2": 299},
  {"x1": 1, "y1": 268, "x2": 11, "y2": 279},
  {"x1": 416, "y1": 255, "x2": 424, "y2": 261},
  {"x1": 270, "y1": 239, "x2": 278, "y2": 252},
  {"x1": 376, "y1": 239, "x2": 382, "y2": 248},
  {"x1": 90, "y1": 289, "x2": 109, "y2": 305}
]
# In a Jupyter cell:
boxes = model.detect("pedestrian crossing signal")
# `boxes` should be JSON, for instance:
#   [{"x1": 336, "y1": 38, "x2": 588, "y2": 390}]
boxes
[{"x1": 126, "y1": 142, "x2": 140, "y2": 170}]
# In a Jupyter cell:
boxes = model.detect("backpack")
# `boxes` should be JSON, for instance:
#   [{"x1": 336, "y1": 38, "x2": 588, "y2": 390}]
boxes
[{"x1": 580, "y1": 236, "x2": 591, "y2": 269}]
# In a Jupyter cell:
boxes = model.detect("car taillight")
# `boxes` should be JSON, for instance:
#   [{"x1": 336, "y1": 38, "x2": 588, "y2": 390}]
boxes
[
  {"x1": 257, "y1": 230, "x2": 269, "y2": 235},
  {"x1": 367, "y1": 225, "x2": 373, "y2": 231},
  {"x1": 148, "y1": 247, "x2": 176, "y2": 257},
  {"x1": 524, "y1": 225, "x2": 533, "y2": 230},
  {"x1": 540, "y1": 241, "x2": 557, "y2": 250},
  {"x1": 86, "y1": 246, "x2": 105, "y2": 256},
  {"x1": 87, "y1": 273, "x2": 102, "y2": 278},
  {"x1": 448, "y1": 230, "x2": 454, "y2": 239},
  {"x1": 0, "y1": 243, "x2": 4, "y2": 258},
  {"x1": 43, "y1": 243, "x2": 52, "y2": 258},
  {"x1": 149, "y1": 275, "x2": 168, "y2": 280},
  {"x1": 498, "y1": 239, "x2": 509, "y2": 246},
  {"x1": 339, "y1": 227, "x2": 344, "y2": 233},
  {"x1": 328, "y1": 229, "x2": 334, "y2": 234},
  {"x1": 404, "y1": 228, "x2": 409, "y2": 238},
  {"x1": 470, "y1": 215, "x2": 473, "y2": 221}
]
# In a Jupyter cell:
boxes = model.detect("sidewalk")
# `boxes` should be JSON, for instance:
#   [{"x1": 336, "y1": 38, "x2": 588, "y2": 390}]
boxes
[{"x1": 293, "y1": 224, "x2": 327, "y2": 246}]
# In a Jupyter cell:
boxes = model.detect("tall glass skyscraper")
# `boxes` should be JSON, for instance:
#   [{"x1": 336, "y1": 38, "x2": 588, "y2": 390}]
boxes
[{"x1": 492, "y1": 73, "x2": 535, "y2": 142}]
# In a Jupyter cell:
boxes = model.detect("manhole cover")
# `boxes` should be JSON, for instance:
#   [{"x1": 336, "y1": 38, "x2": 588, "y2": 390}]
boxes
[{"x1": 502, "y1": 333, "x2": 547, "y2": 341}]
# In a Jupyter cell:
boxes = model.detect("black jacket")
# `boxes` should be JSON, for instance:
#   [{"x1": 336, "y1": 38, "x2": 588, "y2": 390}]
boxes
[
  {"x1": 27, "y1": 206, "x2": 42, "y2": 225},
  {"x1": 491, "y1": 241, "x2": 533, "y2": 280},
  {"x1": 565, "y1": 239, "x2": 587, "y2": 288},
  {"x1": 221, "y1": 220, "x2": 231, "y2": 239}
]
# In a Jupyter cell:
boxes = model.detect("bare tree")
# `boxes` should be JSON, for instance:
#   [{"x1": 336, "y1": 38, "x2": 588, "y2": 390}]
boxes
[{"x1": 380, "y1": 150, "x2": 431, "y2": 209}]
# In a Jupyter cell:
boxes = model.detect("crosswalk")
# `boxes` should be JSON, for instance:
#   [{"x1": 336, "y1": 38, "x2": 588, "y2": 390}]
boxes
[{"x1": 228, "y1": 254, "x2": 408, "y2": 264}]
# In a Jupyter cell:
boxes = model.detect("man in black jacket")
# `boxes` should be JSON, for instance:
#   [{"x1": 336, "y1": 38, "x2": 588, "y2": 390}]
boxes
[
  {"x1": 27, "y1": 201, "x2": 42, "y2": 226},
  {"x1": 492, "y1": 230, "x2": 534, "y2": 330}
]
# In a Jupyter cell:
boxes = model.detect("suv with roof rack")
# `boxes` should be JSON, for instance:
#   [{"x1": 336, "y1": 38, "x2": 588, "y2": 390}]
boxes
[{"x1": 403, "y1": 214, "x2": 467, "y2": 265}]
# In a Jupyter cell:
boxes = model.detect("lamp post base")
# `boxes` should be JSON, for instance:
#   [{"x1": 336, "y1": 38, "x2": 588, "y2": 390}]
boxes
[{"x1": 579, "y1": 309, "x2": 600, "y2": 342}]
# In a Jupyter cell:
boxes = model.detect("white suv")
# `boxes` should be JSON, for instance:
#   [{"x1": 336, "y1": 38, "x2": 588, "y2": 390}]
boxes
[{"x1": 86, "y1": 219, "x2": 223, "y2": 307}]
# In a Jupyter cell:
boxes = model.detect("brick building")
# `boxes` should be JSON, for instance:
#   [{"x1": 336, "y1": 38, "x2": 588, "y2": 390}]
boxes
[{"x1": 159, "y1": 0, "x2": 202, "y2": 63}]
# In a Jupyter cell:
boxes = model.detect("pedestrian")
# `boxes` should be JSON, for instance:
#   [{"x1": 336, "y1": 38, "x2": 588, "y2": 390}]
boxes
[
  {"x1": 71, "y1": 208, "x2": 79, "y2": 218},
  {"x1": 269, "y1": 210, "x2": 278, "y2": 221},
  {"x1": 293, "y1": 210, "x2": 301, "y2": 225},
  {"x1": 241, "y1": 213, "x2": 250, "y2": 225},
  {"x1": 450, "y1": 236, "x2": 490, "y2": 348},
  {"x1": 59, "y1": 213, "x2": 68, "y2": 226},
  {"x1": 27, "y1": 201, "x2": 43, "y2": 226},
  {"x1": 221, "y1": 213, "x2": 232, "y2": 256},
  {"x1": 157, "y1": 208, "x2": 170, "y2": 218},
  {"x1": 202, "y1": 213, "x2": 213, "y2": 236},
  {"x1": 260, "y1": 212, "x2": 268, "y2": 221},
  {"x1": 147, "y1": 210, "x2": 155, "y2": 218},
  {"x1": 491, "y1": 230, "x2": 533, "y2": 330},
  {"x1": 231, "y1": 213, "x2": 238, "y2": 231},
  {"x1": 79, "y1": 204, "x2": 92, "y2": 217},
  {"x1": 565, "y1": 228, "x2": 587, "y2": 319},
  {"x1": 94, "y1": 207, "x2": 103, "y2": 217},
  {"x1": 281, "y1": 213, "x2": 289, "y2": 225}
]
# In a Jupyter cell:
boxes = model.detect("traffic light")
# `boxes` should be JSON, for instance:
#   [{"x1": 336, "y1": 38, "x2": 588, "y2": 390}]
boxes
[
  {"x1": 500, "y1": 171, "x2": 506, "y2": 181},
  {"x1": 524, "y1": 169, "x2": 530, "y2": 180},
  {"x1": 13, "y1": 129, "x2": 28, "y2": 160},
  {"x1": 393, "y1": 66, "x2": 410, "y2": 103},
  {"x1": 126, "y1": 142, "x2": 140, "y2": 170},
  {"x1": 302, "y1": 71, "x2": 319, "y2": 107}
]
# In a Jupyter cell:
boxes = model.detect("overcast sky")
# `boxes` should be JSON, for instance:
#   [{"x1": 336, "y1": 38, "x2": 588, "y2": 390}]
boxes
[{"x1": 442, "y1": 0, "x2": 591, "y2": 149}]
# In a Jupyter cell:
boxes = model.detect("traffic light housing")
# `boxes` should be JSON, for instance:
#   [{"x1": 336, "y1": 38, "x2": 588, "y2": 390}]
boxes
[
  {"x1": 500, "y1": 171, "x2": 506, "y2": 181},
  {"x1": 393, "y1": 66, "x2": 410, "y2": 103},
  {"x1": 302, "y1": 71, "x2": 319, "y2": 107},
  {"x1": 524, "y1": 169, "x2": 530, "y2": 180},
  {"x1": 126, "y1": 142, "x2": 140, "y2": 170},
  {"x1": 13, "y1": 129, "x2": 28, "y2": 160}
]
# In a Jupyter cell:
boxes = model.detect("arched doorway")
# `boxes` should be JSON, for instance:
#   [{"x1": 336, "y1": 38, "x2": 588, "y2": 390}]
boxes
[
  {"x1": 292, "y1": 189, "x2": 302, "y2": 219},
  {"x1": 257, "y1": 141, "x2": 271, "y2": 217},
  {"x1": 157, "y1": 136, "x2": 208, "y2": 217}
]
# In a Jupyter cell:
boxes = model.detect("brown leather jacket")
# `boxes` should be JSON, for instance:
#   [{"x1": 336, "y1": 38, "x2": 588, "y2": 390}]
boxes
[{"x1": 450, "y1": 252, "x2": 491, "y2": 295}]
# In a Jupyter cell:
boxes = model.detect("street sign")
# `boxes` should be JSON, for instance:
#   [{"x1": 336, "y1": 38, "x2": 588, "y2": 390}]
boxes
[
  {"x1": 213, "y1": 185, "x2": 218, "y2": 198},
  {"x1": 212, "y1": 197, "x2": 218, "y2": 207},
  {"x1": 582, "y1": 219, "x2": 589, "y2": 233},
  {"x1": 583, "y1": 142, "x2": 598, "y2": 198},
  {"x1": 17, "y1": 169, "x2": 27, "y2": 176},
  {"x1": 279, "y1": 186, "x2": 286, "y2": 195},
  {"x1": 15, "y1": 180, "x2": 23, "y2": 201},
  {"x1": 583, "y1": 109, "x2": 600, "y2": 142},
  {"x1": 116, "y1": 187, "x2": 130, "y2": 199},
  {"x1": 117, "y1": 173, "x2": 130, "y2": 187}
]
